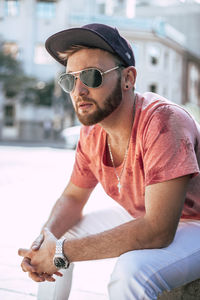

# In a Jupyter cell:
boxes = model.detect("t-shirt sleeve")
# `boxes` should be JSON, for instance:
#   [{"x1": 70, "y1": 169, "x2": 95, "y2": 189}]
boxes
[
  {"x1": 70, "y1": 139, "x2": 98, "y2": 189},
  {"x1": 143, "y1": 104, "x2": 200, "y2": 186}
]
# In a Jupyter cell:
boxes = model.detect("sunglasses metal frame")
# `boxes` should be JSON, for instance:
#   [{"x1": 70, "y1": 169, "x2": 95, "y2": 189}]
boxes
[{"x1": 58, "y1": 65, "x2": 121, "y2": 93}]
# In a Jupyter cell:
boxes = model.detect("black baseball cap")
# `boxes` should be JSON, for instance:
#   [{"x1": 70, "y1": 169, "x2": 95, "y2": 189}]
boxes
[{"x1": 45, "y1": 23, "x2": 135, "y2": 67}]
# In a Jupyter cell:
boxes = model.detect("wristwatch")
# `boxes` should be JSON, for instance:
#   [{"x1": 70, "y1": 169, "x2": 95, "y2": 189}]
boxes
[{"x1": 53, "y1": 237, "x2": 70, "y2": 269}]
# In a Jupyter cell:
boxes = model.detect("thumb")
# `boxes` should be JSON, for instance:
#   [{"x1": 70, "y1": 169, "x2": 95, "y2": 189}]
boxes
[
  {"x1": 31, "y1": 233, "x2": 44, "y2": 250},
  {"x1": 43, "y1": 228, "x2": 56, "y2": 241},
  {"x1": 43, "y1": 227, "x2": 52, "y2": 238}
]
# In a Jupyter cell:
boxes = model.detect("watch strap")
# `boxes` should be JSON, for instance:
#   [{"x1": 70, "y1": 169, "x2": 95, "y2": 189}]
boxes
[
  {"x1": 54, "y1": 237, "x2": 70, "y2": 269},
  {"x1": 55, "y1": 237, "x2": 66, "y2": 255}
]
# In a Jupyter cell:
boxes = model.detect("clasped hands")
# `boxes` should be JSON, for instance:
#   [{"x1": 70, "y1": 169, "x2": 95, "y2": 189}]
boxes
[{"x1": 18, "y1": 228, "x2": 63, "y2": 282}]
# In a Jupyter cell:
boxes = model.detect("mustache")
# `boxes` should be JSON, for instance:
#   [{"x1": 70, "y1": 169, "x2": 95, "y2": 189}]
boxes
[{"x1": 76, "y1": 96, "x2": 96, "y2": 105}]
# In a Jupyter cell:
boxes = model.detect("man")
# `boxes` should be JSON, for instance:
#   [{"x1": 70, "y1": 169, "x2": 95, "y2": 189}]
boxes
[{"x1": 18, "y1": 23, "x2": 200, "y2": 300}]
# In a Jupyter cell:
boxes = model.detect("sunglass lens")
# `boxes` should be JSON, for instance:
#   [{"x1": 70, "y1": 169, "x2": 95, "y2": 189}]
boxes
[
  {"x1": 60, "y1": 74, "x2": 75, "y2": 93},
  {"x1": 80, "y1": 69, "x2": 102, "y2": 88}
]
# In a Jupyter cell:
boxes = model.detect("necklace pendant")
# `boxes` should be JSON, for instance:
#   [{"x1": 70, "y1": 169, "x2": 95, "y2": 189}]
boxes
[{"x1": 117, "y1": 182, "x2": 122, "y2": 193}]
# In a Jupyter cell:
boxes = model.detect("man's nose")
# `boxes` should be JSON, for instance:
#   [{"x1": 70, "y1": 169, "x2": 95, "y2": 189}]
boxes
[{"x1": 73, "y1": 77, "x2": 89, "y2": 97}]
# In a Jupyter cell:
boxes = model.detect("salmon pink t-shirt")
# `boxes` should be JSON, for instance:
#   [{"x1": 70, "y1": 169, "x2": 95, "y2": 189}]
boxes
[{"x1": 70, "y1": 92, "x2": 200, "y2": 220}]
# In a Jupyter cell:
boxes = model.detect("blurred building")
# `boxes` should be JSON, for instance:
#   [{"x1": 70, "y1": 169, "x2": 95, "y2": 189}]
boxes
[
  {"x1": 0, "y1": 0, "x2": 199, "y2": 142},
  {"x1": 135, "y1": 0, "x2": 200, "y2": 108},
  {"x1": 136, "y1": 0, "x2": 200, "y2": 57}
]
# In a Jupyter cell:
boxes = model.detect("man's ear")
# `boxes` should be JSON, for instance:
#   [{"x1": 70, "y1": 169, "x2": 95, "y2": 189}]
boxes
[{"x1": 122, "y1": 66, "x2": 137, "y2": 91}]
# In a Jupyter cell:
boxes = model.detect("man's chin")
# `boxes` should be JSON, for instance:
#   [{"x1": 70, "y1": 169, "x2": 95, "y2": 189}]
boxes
[
  {"x1": 78, "y1": 118, "x2": 98, "y2": 126},
  {"x1": 77, "y1": 114, "x2": 105, "y2": 126}
]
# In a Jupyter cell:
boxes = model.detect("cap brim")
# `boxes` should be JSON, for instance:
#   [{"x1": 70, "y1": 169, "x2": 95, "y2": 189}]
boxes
[{"x1": 45, "y1": 28, "x2": 115, "y2": 66}]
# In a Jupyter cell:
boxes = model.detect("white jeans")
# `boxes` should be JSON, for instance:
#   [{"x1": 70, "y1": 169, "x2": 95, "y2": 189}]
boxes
[{"x1": 37, "y1": 206, "x2": 200, "y2": 300}]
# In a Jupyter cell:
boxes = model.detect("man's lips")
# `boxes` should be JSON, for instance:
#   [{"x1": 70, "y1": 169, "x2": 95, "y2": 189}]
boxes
[{"x1": 78, "y1": 102, "x2": 94, "y2": 109}]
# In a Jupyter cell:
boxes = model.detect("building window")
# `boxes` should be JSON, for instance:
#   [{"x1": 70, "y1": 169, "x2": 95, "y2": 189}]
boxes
[
  {"x1": 151, "y1": 56, "x2": 157, "y2": 65},
  {"x1": 3, "y1": 42, "x2": 19, "y2": 59},
  {"x1": 34, "y1": 44, "x2": 53, "y2": 64},
  {"x1": 149, "y1": 84, "x2": 157, "y2": 93},
  {"x1": 4, "y1": 104, "x2": 15, "y2": 127},
  {"x1": 5, "y1": 0, "x2": 20, "y2": 17},
  {"x1": 148, "y1": 45, "x2": 160, "y2": 66},
  {"x1": 37, "y1": 1, "x2": 56, "y2": 18},
  {"x1": 98, "y1": 3, "x2": 106, "y2": 14}
]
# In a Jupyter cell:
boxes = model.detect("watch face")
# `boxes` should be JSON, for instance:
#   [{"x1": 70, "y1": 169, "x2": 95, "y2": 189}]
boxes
[{"x1": 54, "y1": 257, "x2": 66, "y2": 269}]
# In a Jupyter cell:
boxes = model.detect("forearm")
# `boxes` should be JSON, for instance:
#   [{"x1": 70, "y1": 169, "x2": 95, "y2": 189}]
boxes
[
  {"x1": 41, "y1": 182, "x2": 92, "y2": 238},
  {"x1": 63, "y1": 174, "x2": 189, "y2": 262},
  {"x1": 64, "y1": 216, "x2": 172, "y2": 262},
  {"x1": 42, "y1": 195, "x2": 84, "y2": 238}
]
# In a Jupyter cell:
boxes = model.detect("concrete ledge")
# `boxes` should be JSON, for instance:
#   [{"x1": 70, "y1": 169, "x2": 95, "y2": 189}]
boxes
[{"x1": 158, "y1": 279, "x2": 200, "y2": 300}]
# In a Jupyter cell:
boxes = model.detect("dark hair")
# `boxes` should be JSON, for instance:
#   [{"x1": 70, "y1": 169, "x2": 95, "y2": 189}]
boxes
[{"x1": 58, "y1": 45, "x2": 126, "y2": 67}]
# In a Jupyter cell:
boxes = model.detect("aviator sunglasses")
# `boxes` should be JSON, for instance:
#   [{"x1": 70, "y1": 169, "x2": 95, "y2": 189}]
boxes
[{"x1": 58, "y1": 65, "x2": 122, "y2": 93}]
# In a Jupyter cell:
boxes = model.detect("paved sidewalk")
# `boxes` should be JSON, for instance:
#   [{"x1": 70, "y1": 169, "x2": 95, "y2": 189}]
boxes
[
  {"x1": 0, "y1": 145, "x2": 117, "y2": 300},
  {"x1": 1, "y1": 145, "x2": 199, "y2": 300}
]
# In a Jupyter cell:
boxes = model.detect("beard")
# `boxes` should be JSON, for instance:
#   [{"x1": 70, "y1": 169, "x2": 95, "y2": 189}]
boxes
[{"x1": 74, "y1": 76, "x2": 122, "y2": 126}]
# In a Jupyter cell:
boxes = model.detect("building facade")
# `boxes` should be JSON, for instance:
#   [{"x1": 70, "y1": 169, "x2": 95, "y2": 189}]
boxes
[
  {"x1": 136, "y1": 0, "x2": 200, "y2": 57},
  {"x1": 0, "y1": 0, "x2": 199, "y2": 142}
]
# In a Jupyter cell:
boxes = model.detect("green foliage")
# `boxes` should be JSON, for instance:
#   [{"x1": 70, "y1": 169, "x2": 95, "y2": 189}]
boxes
[
  {"x1": 0, "y1": 43, "x2": 55, "y2": 106},
  {"x1": 22, "y1": 81, "x2": 55, "y2": 106},
  {"x1": 0, "y1": 50, "x2": 22, "y2": 78},
  {"x1": 3, "y1": 74, "x2": 36, "y2": 98},
  {"x1": 0, "y1": 48, "x2": 27, "y2": 98}
]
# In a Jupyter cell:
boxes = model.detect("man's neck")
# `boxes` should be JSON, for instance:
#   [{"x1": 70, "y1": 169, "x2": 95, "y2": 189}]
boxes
[{"x1": 100, "y1": 93, "x2": 136, "y2": 146}]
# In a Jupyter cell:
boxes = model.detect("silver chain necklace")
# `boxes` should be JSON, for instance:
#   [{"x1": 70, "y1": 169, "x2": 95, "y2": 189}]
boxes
[
  {"x1": 107, "y1": 139, "x2": 130, "y2": 193},
  {"x1": 107, "y1": 97, "x2": 136, "y2": 194}
]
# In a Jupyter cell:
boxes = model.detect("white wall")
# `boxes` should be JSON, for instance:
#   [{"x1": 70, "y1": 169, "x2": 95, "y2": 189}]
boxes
[{"x1": 129, "y1": 37, "x2": 184, "y2": 103}]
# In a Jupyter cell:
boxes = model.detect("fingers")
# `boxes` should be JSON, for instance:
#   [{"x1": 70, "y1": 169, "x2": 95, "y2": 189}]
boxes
[
  {"x1": 28, "y1": 272, "x2": 45, "y2": 282},
  {"x1": 42, "y1": 271, "x2": 63, "y2": 281},
  {"x1": 28, "y1": 271, "x2": 59, "y2": 283},
  {"x1": 31, "y1": 233, "x2": 44, "y2": 250},
  {"x1": 21, "y1": 257, "x2": 58, "y2": 283},
  {"x1": 54, "y1": 271, "x2": 63, "y2": 277},
  {"x1": 18, "y1": 248, "x2": 31, "y2": 258},
  {"x1": 42, "y1": 273, "x2": 56, "y2": 282},
  {"x1": 21, "y1": 257, "x2": 62, "y2": 279},
  {"x1": 21, "y1": 257, "x2": 36, "y2": 273}
]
